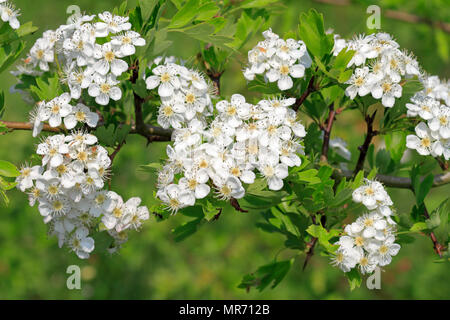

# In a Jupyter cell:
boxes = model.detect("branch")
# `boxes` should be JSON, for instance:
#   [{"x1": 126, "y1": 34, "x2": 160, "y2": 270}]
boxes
[
  {"x1": 320, "y1": 103, "x2": 336, "y2": 162},
  {"x1": 303, "y1": 214, "x2": 326, "y2": 270},
  {"x1": 313, "y1": 0, "x2": 450, "y2": 34},
  {"x1": 1, "y1": 120, "x2": 173, "y2": 140},
  {"x1": 333, "y1": 169, "x2": 450, "y2": 189},
  {"x1": 293, "y1": 74, "x2": 316, "y2": 112},
  {"x1": 422, "y1": 205, "x2": 445, "y2": 258},
  {"x1": 353, "y1": 110, "x2": 378, "y2": 176},
  {"x1": 230, "y1": 197, "x2": 248, "y2": 213}
]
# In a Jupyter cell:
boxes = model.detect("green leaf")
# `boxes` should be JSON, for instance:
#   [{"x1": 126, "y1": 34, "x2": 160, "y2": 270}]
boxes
[
  {"x1": 168, "y1": 0, "x2": 201, "y2": 28},
  {"x1": 298, "y1": 9, "x2": 334, "y2": 59},
  {"x1": 297, "y1": 169, "x2": 321, "y2": 184},
  {"x1": 0, "y1": 160, "x2": 20, "y2": 178},
  {"x1": 30, "y1": 76, "x2": 62, "y2": 101},
  {"x1": 172, "y1": 217, "x2": 203, "y2": 242},
  {"x1": 139, "y1": 0, "x2": 158, "y2": 22},
  {"x1": 416, "y1": 173, "x2": 433, "y2": 205},
  {"x1": 410, "y1": 222, "x2": 428, "y2": 232},
  {"x1": 384, "y1": 131, "x2": 406, "y2": 164},
  {"x1": 238, "y1": 259, "x2": 294, "y2": 292},
  {"x1": 345, "y1": 268, "x2": 362, "y2": 291}
]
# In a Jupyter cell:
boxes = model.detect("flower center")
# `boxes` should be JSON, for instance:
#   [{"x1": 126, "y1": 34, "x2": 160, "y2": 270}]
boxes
[
  {"x1": 379, "y1": 245, "x2": 389, "y2": 254},
  {"x1": 105, "y1": 51, "x2": 115, "y2": 62},
  {"x1": 382, "y1": 82, "x2": 392, "y2": 92},
  {"x1": 75, "y1": 111, "x2": 86, "y2": 121},
  {"x1": 51, "y1": 104, "x2": 61, "y2": 114},
  {"x1": 185, "y1": 93, "x2": 196, "y2": 104},
  {"x1": 48, "y1": 185, "x2": 59, "y2": 195},
  {"x1": 220, "y1": 185, "x2": 231, "y2": 196},
  {"x1": 231, "y1": 167, "x2": 241, "y2": 177},
  {"x1": 364, "y1": 218, "x2": 374, "y2": 227},
  {"x1": 355, "y1": 77, "x2": 364, "y2": 86},
  {"x1": 280, "y1": 65, "x2": 290, "y2": 75},
  {"x1": 263, "y1": 165, "x2": 274, "y2": 177},
  {"x1": 364, "y1": 187, "x2": 375, "y2": 196},
  {"x1": 439, "y1": 116, "x2": 448, "y2": 126},
  {"x1": 421, "y1": 137, "x2": 431, "y2": 147},
  {"x1": 188, "y1": 179, "x2": 197, "y2": 190},
  {"x1": 21, "y1": 168, "x2": 31, "y2": 177},
  {"x1": 77, "y1": 151, "x2": 88, "y2": 161},
  {"x1": 52, "y1": 200, "x2": 63, "y2": 211},
  {"x1": 95, "y1": 194, "x2": 105, "y2": 204},
  {"x1": 36, "y1": 50, "x2": 44, "y2": 59},
  {"x1": 163, "y1": 106, "x2": 174, "y2": 117},
  {"x1": 113, "y1": 207, "x2": 123, "y2": 218},
  {"x1": 160, "y1": 72, "x2": 171, "y2": 82},
  {"x1": 56, "y1": 165, "x2": 67, "y2": 175},
  {"x1": 226, "y1": 105, "x2": 237, "y2": 116},
  {"x1": 100, "y1": 83, "x2": 111, "y2": 93}
]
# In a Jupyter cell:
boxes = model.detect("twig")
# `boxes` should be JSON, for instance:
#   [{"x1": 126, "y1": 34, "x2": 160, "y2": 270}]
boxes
[
  {"x1": 320, "y1": 103, "x2": 336, "y2": 162},
  {"x1": 213, "y1": 208, "x2": 223, "y2": 221},
  {"x1": 1, "y1": 120, "x2": 173, "y2": 140},
  {"x1": 293, "y1": 75, "x2": 316, "y2": 112},
  {"x1": 303, "y1": 214, "x2": 326, "y2": 270},
  {"x1": 422, "y1": 205, "x2": 445, "y2": 258},
  {"x1": 230, "y1": 197, "x2": 248, "y2": 213},
  {"x1": 353, "y1": 110, "x2": 378, "y2": 176}
]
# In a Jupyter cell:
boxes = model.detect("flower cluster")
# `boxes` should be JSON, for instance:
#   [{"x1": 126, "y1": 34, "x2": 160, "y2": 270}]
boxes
[
  {"x1": 336, "y1": 32, "x2": 421, "y2": 108},
  {"x1": 406, "y1": 75, "x2": 450, "y2": 160},
  {"x1": 29, "y1": 93, "x2": 99, "y2": 137},
  {"x1": 331, "y1": 179, "x2": 400, "y2": 274},
  {"x1": 243, "y1": 29, "x2": 312, "y2": 91},
  {"x1": 12, "y1": 11, "x2": 145, "y2": 134},
  {"x1": 145, "y1": 59, "x2": 214, "y2": 129},
  {"x1": 15, "y1": 130, "x2": 150, "y2": 258},
  {"x1": 0, "y1": 0, "x2": 20, "y2": 29},
  {"x1": 147, "y1": 61, "x2": 307, "y2": 213}
]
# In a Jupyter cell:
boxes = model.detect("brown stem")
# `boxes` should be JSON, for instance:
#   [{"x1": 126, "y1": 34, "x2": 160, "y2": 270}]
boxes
[
  {"x1": 436, "y1": 158, "x2": 449, "y2": 171},
  {"x1": 353, "y1": 110, "x2": 378, "y2": 176},
  {"x1": 303, "y1": 214, "x2": 326, "y2": 270},
  {"x1": 230, "y1": 197, "x2": 248, "y2": 213},
  {"x1": 320, "y1": 103, "x2": 336, "y2": 162},
  {"x1": 1, "y1": 120, "x2": 172, "y2": 140},
  {"x1": 422, "y1": 206, "x2": 445, "y2": 258},
  {"x1": 293, "y1": 75, "x2": 316, "y2": 112}
]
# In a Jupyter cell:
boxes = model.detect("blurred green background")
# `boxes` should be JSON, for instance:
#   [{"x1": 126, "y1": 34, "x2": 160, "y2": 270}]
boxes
[{"x1": 0, "y1": 0, "x2": 449, "y2": 299}]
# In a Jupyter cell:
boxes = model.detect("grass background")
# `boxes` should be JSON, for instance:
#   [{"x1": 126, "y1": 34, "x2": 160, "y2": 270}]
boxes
[{"x1": 0, "y1": 0, "x2": 449, "y2": 299}]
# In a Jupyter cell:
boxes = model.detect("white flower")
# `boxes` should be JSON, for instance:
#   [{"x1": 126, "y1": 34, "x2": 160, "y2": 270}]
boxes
[
  {"x1": 371, "y1": 75, "x2": 402, "y2": 108},
  {"x1": 352, "y1": 179, "x2": 391, "y2": 211},
  {"x1": 16, "y1": 164, "x2": 42, "y2": 192},
  {"x1": 216, "y1": 94, "x2": 251, "y2": 128},
  {"x1": 68, "y1": 227, "x2": 95, "y2": 259},
  {"x1": 95, "y1": 11, "x2": 131, "y2": 37},
  {"x1": 40, "y1": 93, "x2": 73, "y2": 128},
  {"x1": 213, "y1": 176, "x2": 245, "y2": 200},
  {"x1": 156, "y1": 184, "x2": 195, "y2": 214},
  {"x1": 111, "y1": 31, "x2": 146, "y2": 56},
  {"x1": 330, "y1": 249, "x2": 359, "y2": 272},
  {"x1": 1, "y1": 1, "x2": 20, "y2": 29},
  {"x1": 37, "y1": 135, "x2": 69, "y2": 167},
  {"x1": 93, "y1": 42, "x2": 128, "y2": 76},
  {"x1": 29, "y1": 38, "x2": 54, "y2": 71},
  {"x1": 406, "y1": 93, "x2": 438, "y2": 120},
  {"x1": 88, "y1": 74, "x2": 122, "y2": 105},
  {"x1": 64, "y1": 103, "x2": 99, "y2": 129},
  {"x1": 266, "y1": 60, "x2": 306, "y2": 91},
  {"x1": 67, "y1": 68, "x2": 93, "y2": 99},
  {"x1": 258, "y1": 152, "x2": 288, "y2": 191},
  {"x1": 179, "y1": 168, "x2": 211, "y2": 199},
  {"x1": 145, "y1": 64, "x2": 181, "y2": 97},
  {"x1": 406, "y1": 122, "x2": 443, "y2": 157},
  {"x1": 369, "y1": 236, "x2": 400, "y2": 266},
  {"x1": 428, "y1": 105, "x2": 450, "y2": 139},
  {"x1": 345, "y1": 66, "x2": 372, "y2": 99}
]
